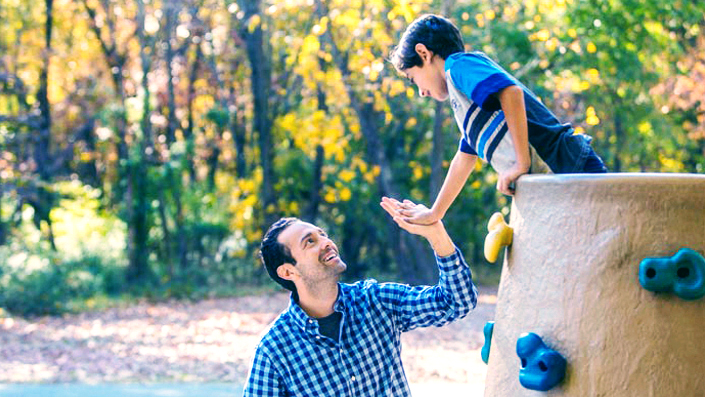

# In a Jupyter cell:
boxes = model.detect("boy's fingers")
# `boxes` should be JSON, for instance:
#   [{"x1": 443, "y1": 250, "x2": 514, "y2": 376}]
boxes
[{"x1": 382, "y1": 197, "x2": 398, "y2": 207}]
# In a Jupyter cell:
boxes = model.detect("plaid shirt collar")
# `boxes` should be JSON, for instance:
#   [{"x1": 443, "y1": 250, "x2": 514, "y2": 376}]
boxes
[{"x1": 286, "y1": 283, "x2": 348, "y2": 334}]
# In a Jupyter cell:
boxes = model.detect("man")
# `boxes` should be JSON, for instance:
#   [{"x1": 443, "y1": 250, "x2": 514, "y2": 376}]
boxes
[{"x1": 243, "y1": 197, "x2": 478, "y2": 396}]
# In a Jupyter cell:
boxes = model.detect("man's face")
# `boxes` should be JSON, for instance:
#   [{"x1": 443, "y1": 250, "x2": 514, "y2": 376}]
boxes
[
  {"x1": 403, "y1": 55, "x2": 449, "y2": 101},
  {"x1": 277, "y1": 221, "x2": 346, "y2": 285}
]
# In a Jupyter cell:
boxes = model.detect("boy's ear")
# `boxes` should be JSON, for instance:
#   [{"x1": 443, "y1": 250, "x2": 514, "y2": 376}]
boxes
[
  {"x1": 277, "y1": 263, "x2": 297, "y2": 282},
  {"x1": 414, "y1": 43, "x2": 432, "y2": 62}
]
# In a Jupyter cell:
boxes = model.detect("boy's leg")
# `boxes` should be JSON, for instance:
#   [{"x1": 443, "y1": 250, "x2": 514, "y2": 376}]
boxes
[{"x1": 582, "y1": 149, "x2": 608, "y2": 173}]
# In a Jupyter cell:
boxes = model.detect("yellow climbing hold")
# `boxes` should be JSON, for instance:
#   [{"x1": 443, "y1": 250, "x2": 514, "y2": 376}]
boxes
[{"x1": 484, "y1": 212, "x2": 514, "y2": 263}]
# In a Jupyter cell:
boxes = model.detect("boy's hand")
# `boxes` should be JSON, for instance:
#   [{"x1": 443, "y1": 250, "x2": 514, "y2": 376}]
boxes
[
  {"x1": 380, "y1": 197, "x2": 455, "y2": 256},
  {"x1": 382, "y1": 197, "x2": 440, "y2": 225},
  {"x1": 497, "y1": 162, "x2": 529, "y2": 196}
]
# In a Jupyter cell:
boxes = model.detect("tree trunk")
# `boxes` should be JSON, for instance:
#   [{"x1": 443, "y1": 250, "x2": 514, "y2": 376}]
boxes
[
  {"x1": 126, "y1": 0, "x2": 155, "y2": 284},
  {"x1": 304, "y1": 144, "x2": 324, "y2": 223},
  {"x1": 77, "y1": 116, "x2": 99, "y2": 186},
  {"x1": 230, "y1": 87, "x2": 247, "y2": 178},
  {"x1": 185, "y1": 41, "x2": 202, "y2": 182},
  {"x1": 35, "y1": 0, "x2": 56, "y2": 250},
  {"x1": 164, "y1": 1, "x2": 178, "y2": 145},
  {"x1": 241, "y1": 0, "x2": 276, "y2": 227},
  {"x1": 157, "y1": 191, "x2": 173, "y2": 279},
  {"x1": 303, "y1": 82, "x2": 328, "y2": 223}
]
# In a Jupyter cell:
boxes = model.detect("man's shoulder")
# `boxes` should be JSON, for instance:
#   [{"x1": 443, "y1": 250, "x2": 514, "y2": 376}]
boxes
[
  {"x1": 342, "y1": 279, "x2": 417, "y2": 302},
  {"x1": 256, "y1": 311, "x2": 294, "y2": 350},
  {"x1": 339, "y1": 279, "x2": 385, "y2": 304}
]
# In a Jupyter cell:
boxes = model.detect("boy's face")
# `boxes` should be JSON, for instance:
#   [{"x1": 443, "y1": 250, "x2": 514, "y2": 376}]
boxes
[{"x1": 403, "y1": 49, "x2": 449, "y2": 101}]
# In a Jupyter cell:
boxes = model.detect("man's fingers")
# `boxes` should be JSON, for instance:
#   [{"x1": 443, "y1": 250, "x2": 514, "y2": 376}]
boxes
[
  {"x1": 392, "y1": 216, "x2": 416, "y2": 234},
  {"x1": 380, "y1": 201, "x2": 397, "y2": 217}
]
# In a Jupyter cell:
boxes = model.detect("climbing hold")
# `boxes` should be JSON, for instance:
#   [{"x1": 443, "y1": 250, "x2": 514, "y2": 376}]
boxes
[
  {"x1": 516, "y1": 332, "x2": 567, "y2": 391},
  {"x1": 481, "y1": 321, "x2": 495, "y2": 364},
  {"x1": 639, "y1": 248, "x2": 705, "y2": 301},
  {"x1": 484, "y1": 212, "x2": 513, "y2": 263}
]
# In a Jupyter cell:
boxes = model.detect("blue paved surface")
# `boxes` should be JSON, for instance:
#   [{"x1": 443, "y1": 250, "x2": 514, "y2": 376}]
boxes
[
  {"x1": 0, "y1": 382, "x2": 480, "y2": 396},
  {"x1": 0, "y1": 383, "x2": 242, "y2": 397}
]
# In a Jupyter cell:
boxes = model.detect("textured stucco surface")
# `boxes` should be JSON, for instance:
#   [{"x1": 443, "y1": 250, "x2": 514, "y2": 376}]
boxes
[{"x1": 484, "y1": 173, "x2": 705, "y2": 397}]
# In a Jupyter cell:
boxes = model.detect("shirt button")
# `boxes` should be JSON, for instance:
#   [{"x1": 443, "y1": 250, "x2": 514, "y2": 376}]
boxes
[
  {"x1": 308, "y1": 320, "x2": 313, "y2": 324},
  {"x1": 351, "y1": 376, "x2": 356, "y2": 382},
  {"x1": 316, "y1": 336, "x2": 320, "y2": 339}
]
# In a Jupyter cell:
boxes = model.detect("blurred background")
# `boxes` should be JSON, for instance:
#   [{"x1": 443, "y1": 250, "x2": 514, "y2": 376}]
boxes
[{"x1": 0, "y1": 0, "x2": 703, "y2": 367}]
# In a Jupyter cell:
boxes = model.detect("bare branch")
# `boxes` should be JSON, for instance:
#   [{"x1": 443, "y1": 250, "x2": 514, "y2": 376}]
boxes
[{"x1": 81, "y1": 0, "x2": 116, "y2": 60}]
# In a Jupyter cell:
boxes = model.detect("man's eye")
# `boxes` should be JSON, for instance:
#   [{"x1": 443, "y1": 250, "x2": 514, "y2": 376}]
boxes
[{"x1": 307, "y1": 238, "x2": 314, "y2": 245}]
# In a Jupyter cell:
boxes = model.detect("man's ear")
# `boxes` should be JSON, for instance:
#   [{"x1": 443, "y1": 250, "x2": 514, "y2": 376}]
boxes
[
  {"x1": 414, "y1": 43, "x2": 432, "y2": 62},
  {"x1": 277, "y1": 263, "x2": 297, "y2": 282}
]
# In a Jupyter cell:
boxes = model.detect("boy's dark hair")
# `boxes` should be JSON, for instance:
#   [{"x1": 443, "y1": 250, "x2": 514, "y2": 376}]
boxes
[
  {"x1": 390, "y1": 14, "x2": 464, "y2": 71},
  {"x1": 260, "y1": 217, "x2": 299, "y2": 297}
]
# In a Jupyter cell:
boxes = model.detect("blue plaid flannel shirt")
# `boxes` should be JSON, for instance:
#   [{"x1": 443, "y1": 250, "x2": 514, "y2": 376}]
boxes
[{"x1": 243, "y1": 246, "x2": 478, "y2": 396}]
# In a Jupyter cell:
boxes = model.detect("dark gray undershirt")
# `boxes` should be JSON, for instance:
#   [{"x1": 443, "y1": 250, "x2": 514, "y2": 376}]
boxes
[{"x1": 316, "y1": 311, "x2": 342, "y2": 342}]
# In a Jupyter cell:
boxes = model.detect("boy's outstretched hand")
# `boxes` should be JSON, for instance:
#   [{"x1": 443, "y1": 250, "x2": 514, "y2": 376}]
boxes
[
  {"x1": 382, "y1": 197, "x2": 440, "y2": 225},
  {"x1": 380, "y1": 197, "x2": 434, "y2": 235},
  {"x1": 380, "y1": 197, "x2": 454, "y2": 256}
]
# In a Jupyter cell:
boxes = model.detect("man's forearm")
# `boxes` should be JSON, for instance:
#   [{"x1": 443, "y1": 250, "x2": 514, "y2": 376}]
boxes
[{"x1": 425, "y1": 224, "x2": 455, "y2": 257}]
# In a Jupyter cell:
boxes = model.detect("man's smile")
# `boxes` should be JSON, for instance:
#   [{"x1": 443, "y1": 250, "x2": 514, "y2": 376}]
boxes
[{"x1": 320, "y1": 248, "x2": 339, "y2": 264}]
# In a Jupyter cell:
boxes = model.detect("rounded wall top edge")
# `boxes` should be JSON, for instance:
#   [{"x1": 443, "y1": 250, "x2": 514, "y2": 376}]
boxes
[{"x1": 516, "y1": 172, "x2": 705, "y2": 187}]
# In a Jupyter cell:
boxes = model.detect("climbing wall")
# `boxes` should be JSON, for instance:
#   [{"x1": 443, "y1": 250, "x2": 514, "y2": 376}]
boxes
[{"x1": 483, "y1": 173, "x2": 705, "y2": 396}]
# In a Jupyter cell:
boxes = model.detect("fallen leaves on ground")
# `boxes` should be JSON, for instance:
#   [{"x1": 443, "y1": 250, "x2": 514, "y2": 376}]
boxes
[{"x1": 0, "y1": 286, "x2": 496, "y2": 385}]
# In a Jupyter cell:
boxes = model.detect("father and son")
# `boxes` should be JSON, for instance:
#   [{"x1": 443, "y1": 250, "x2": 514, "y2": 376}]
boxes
[{"x1": 243, "y1": 14, "x2": 606, "y2": 396}]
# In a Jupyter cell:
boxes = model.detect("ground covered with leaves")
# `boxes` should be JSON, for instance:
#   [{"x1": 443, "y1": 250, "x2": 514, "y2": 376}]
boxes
[{"x1": 0, "y1": 286, "x2": 496, "y2": 387}]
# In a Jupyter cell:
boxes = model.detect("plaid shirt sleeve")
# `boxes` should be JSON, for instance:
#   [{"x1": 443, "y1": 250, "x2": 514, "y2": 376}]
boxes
[
  {"x1": 375, "y1": 246, "x2": 478, "y2": 332},
  {"x1": 243, "y1": 346, "x2": 287, "y2": 397}
]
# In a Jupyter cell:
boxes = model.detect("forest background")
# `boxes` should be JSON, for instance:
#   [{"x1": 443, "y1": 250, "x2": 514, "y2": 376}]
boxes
[{"x1": 1, "y1": 0, "x2": 704, "y2": 317}]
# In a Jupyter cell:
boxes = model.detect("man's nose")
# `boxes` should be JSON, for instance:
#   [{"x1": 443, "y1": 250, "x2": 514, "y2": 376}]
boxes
[{"x1": 320, "y1": 236, "x2": 334, "y2": 250}]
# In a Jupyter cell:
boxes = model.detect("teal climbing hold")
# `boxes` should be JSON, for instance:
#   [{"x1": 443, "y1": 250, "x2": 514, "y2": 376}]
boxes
[
  {"x1": 639, "y1": 248, "x2": 705, "y2": 301},
  {"x1": 516, "y1": 332, "x2": 567, "y2": 392},
  {"x1": 481, "y1": 321, "x2": 494, "y2": 364}
]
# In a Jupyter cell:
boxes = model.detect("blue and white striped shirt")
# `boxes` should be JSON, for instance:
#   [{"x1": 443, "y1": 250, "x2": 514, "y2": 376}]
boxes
[
  {"x1": 446, "y1": 51, "x2": 594, "y2": 174},
  {"x1": 243, "y1": 247, "x2": 478, "y2": 396}
]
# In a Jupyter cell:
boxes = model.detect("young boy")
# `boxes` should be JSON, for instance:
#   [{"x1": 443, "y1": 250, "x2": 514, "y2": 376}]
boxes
[{"x1": 388, "y1": 14, "x2": 607, "y2": 224}]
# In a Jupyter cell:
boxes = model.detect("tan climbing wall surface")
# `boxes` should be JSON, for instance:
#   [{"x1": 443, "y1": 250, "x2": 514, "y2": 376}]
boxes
[{"x1": 484, "y1": 173, "x2": 705, "y2": 396}]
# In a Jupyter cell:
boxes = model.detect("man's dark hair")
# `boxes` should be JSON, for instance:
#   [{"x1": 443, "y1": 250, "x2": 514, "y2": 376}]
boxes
[
  {"x1": 389, "y1": 14, "x2": 464, "y2": 71},
  {"x1": 260, "y1": 217, "x2": 299, "y2": 297}
]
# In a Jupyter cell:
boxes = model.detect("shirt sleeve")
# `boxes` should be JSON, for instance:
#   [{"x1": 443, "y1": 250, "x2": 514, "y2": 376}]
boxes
[
  {"x1": 243, "y1": 348, "x2": 287, "y2": 397},
  {"x1": 373, "y1": 246, "x2": 478, "y2": 332},
  {"x1": 459, "y1": 136, "x2": 478, "y2": 155},
  {"x1": 449, "y1": 53, "x2": 517, "y2": 111}
]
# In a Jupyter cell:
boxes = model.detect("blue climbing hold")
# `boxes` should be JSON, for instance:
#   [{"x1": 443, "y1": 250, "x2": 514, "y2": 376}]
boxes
[
  {"x1": 481, "y1": 321, "x2": 494, "y2": 364},
  {"x1": 639, "y1": 248, "x2": 705, "y2": 301},
  {"x1": 516, "y1": 332, "x2": 567, "y2": 391}
]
